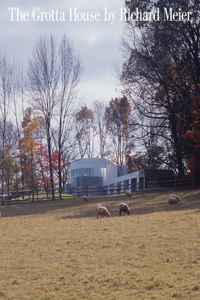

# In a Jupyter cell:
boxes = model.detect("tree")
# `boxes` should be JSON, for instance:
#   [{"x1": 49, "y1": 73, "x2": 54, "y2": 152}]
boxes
[
  {"x1": 184, "y1": 93, "x2": 200, "y2": 176},
  {"x1": 0, "y1": 147, "x2": 17, "y2": 192},
  {"x1": 105, "y1": 96, "x2": 131, "y2": 165},
  {"x1": 33, "y1": 142, "x2": 58, "y2": 192},
  {"x1": 126, "y1": 152, "x2": 149, "y2": 172},
  {"x1": 27, "y1": 35, "x2": 59, "y2": 198},
  {"x1": 136, "y1": 117, "x2": 167, "y2": 170},
  {"x1": 93, "y1": 100, "x2": 107, "y2": 158},
  {"x1": 28, "y1": 34, "x2": 82, "y2": 199},
  {"x1": 0, "y1": 54, "x2": 12, "y2": 150},
  {"x1": 54, "y1": 36, "x2": 82, "y2": 199},
  {"x1": 20, "y1": 108, "x2": 39, "y2": 155},
  {"x1": 75, "y1": 105, "x2": 96, "y2": 158},
  {"x1": 120, "y1": 0, "x2": 200, "y2": 176},
  {"x1": 34, "y1": 142, "x2": 51, "y2": 192},
  {"x1": 0, "y1": 55, "x2": 20, "y2": 190},
  {"x1": 11, "y1": 65, "x2": 26, "y2": 190},
  {"x1": 20, "y1": 107, "x2": 40, "y2": 190}
]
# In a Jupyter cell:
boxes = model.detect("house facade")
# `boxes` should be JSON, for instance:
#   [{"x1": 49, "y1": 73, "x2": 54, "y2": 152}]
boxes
[
  {"x1": 66, "y1": 158, "x2": 126, "y2": 188},
  {"x1": 64, "y1": 158, "x2": 173, "y2": 194},
  {"x1": 103, "y1": 169, "x2": 174, "y2": 194}
]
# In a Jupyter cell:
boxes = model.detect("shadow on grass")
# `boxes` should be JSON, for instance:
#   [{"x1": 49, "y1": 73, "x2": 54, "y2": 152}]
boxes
[{"x1": 1, "y1": 189, "x2": 200, "y2": 218}]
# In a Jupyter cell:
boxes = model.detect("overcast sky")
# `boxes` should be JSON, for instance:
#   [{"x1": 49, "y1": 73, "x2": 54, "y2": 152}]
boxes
[{"x1": 0, "y1": 0, "x2": 126, "y2": 107}]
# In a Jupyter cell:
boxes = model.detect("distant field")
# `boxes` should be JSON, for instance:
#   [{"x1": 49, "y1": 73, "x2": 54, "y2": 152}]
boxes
[{"x1": 0, "y1": 189, "x2": 200, "y2": 299}]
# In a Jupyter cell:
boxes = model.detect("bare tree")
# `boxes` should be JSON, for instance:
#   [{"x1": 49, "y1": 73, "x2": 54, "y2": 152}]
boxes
[
  {"x1": 55, "y1": 36, "x2": 82, "y2": 199},
  {"x1": 93, "y1": 100, "x2": 107, "y2": 158},
  {"x1": 0, "y1": 54, "x2": 13, "y2": 193},
  {"x1": 0, "y1": 54, "x2": 12, "y2": 150},
  {"x1": 28, "y1": 34, "x2": 82, "y2": 199},
  {"x1": 11, "y1": 66, "x2": 26, "y2": 190},
  {"x1": 27, "y1": 35, "x2": 59, "y2": 199}
]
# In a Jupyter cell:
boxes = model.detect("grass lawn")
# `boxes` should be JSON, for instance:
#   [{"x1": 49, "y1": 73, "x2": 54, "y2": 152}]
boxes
[{"x1": 0, "y1": 189, "x2": 200, "y2": 299}]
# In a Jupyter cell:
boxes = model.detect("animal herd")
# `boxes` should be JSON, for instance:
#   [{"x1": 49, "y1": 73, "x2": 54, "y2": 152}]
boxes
[
  {"x1": 0, "y1": 192, "x2": 181, "y2": 220},
  {"x1": 82, "y1": 190, "x2": 132, "y2": 218},
  {"x1": 82, "y1": 191, "x2": 181, "y2": 219},
  {"x1": 95, "y1": 202, "x2": 130, "y2": 218}
]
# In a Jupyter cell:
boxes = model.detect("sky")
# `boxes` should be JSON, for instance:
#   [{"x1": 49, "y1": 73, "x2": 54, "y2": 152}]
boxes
[{"x1": 0, "y1": 0, "x2": 126, "y2": 107}]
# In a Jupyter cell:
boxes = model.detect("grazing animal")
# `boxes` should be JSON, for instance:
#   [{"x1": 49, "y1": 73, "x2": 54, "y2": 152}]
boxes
[
  {"x1": 97, "y1": 206, "x2": 111, "y2": 219},
  {"x1": 119, "y1": 203, "x2": 130, "y2": 216},
  {"x1": 96, "y1": 204, "x2": 102, "y2": 211},
  {"x1": 168, "y1": 194, "x2": 181, "y2": 205},
  {"x1": 126, "y1": 190, "x2": 132, "y2": 197},
  {"x1": 170, "y1": 194, "x2": 181, "y2": 202},
  {"x1": 82, "y1": 195, "x2": 88, "y2": 202}
]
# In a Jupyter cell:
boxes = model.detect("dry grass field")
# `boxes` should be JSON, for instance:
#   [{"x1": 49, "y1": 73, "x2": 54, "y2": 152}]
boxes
[{"x1": 0, "y1": 189, "x2": 200, "y2": 299}]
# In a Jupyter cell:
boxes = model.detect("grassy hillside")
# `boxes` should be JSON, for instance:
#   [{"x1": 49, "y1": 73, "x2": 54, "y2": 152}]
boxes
[{"x1": 0, "y1": 189, "x2": 200, "y2": 299}]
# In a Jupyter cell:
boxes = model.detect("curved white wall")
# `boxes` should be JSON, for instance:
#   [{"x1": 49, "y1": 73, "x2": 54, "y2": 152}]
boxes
[{"x1": 69, "y1": 158, "x2": 108, "y2": 183}]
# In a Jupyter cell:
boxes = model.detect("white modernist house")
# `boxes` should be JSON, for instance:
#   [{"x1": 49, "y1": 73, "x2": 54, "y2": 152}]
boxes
[
  {"x1": 67, "y1": 158, "x2": 126, "y2": 188},
  {"x1": 65, "y1": 158, "x2": 173, "y2": 194}
]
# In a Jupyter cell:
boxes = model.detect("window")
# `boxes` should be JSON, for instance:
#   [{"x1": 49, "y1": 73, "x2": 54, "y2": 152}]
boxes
[
  {"x1": 131, "y1": 178, "x2": 137, "y2": 192},
  {"x1": 109, "y1": 184, "x2": 115, "y2": 194},
  {"x1": 139, "y1": 177, "x2": 144, "y2": 190},
  {"x1": 71, "y1": 168, "x2": 92, "y2": 179},
  {"x1": 123, "y1": 180, "x2": 129, "y2": 192},
  {"x1": 117, "y1": 182, "x2": 121, "y2": 193},
  {"x1": 147, "y1": 178, "x2": 157, "y2": 188}
]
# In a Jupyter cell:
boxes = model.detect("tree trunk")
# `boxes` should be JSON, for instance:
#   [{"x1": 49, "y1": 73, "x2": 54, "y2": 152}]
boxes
[{"x1": 46, "y1": 119, "x2": 55, "y2": 200}]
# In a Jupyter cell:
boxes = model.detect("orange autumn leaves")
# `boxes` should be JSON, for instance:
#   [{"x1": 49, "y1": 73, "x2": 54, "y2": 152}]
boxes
[{"x1": 20, "y1": 107, "x2": 40, "y2": 155}]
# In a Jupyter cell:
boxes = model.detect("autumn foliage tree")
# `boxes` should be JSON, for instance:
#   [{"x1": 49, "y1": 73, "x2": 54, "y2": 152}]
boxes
[
  {"x1": 120, "y1": 0, "x2": 200, "y2": 176},
  {"x1": 0, "y1": 147, "x2": 18, "y2": 192},
  {"x1": 19, "y1": 107, "x2": 39, "y2": 190},
  {"x1": 105, "y1": 96, "x2": 131, "y2": 165},
  {"x1": 75, "y1": 105, "x2": 96, "y2": 158}
]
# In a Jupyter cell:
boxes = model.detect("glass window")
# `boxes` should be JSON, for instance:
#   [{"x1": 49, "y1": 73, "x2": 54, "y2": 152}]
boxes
[
  {"x1": 148, "y1": 178, "x2": 156, "y2": 187},
  {"x1": 71, "y1": 168, "x2": 92, "y2": 179}
]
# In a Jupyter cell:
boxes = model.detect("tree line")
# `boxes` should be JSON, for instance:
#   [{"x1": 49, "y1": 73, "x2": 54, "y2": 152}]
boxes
[
  {"x1": 120, "y1": 0, "x2": 200, "y2": 177},
  {"x1": 0, "y1": 34, "x2": 134, "y2": 196},
  {"x1": 1, "y1": 0, "x2": 200, "y2": 195}
]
